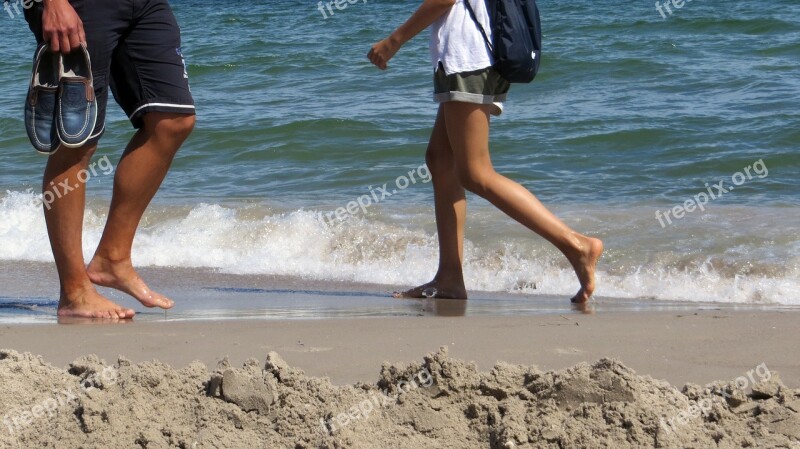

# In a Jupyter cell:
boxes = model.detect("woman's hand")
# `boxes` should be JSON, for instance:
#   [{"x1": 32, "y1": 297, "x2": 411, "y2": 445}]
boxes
[
  {"x1": 366, "y1": 0, "x2": 455, "y2": 71},
  {"x1": 368, "y1": 36, "x2": 402, "y2": 70},
  {"x1": 42, "y1": 0, "x2": 86, "y2": 53}
]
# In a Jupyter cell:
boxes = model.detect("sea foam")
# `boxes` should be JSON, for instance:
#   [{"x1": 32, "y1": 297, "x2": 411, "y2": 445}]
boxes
[{"x1": 1, "y1": 190, "x2": 797, "y2": 305}]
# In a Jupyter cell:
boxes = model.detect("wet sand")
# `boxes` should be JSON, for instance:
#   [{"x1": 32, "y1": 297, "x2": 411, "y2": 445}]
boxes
[{"x1": 1, "y1": 310, "x2": 798, "y2": 388}]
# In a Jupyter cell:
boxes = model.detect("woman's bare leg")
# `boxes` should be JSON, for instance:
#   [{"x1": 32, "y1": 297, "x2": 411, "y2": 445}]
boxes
[
  {"x1": 442, "y1": 102, "x2": 603, "y2": 303},
  {"x1": 395, "y1": 106, "x2": 468, "y2": 299}
]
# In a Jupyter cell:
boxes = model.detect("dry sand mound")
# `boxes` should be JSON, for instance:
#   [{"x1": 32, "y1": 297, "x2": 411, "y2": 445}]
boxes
[{"x1": 0, "y1": 347, "x2": 798, "y2": 449}]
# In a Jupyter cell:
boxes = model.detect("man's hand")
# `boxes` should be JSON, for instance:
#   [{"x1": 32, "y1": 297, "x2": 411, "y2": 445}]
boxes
[
  {"x1": 368, "y1": 36, "x2": 402, "y2": 70},
  {"x1": 42, "y1": 0, "x2": 85, "y2": 53}
]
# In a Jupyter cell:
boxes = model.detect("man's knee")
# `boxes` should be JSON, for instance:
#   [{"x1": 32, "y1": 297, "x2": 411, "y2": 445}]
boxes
[{"x1": 143, "y1": 113, "x2": 196, "y2": 142}]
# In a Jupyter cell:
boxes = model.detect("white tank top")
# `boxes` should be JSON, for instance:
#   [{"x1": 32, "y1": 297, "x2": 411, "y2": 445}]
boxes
[{"x1": 429, "y1": 0, "x2": 495, "y2": 75}]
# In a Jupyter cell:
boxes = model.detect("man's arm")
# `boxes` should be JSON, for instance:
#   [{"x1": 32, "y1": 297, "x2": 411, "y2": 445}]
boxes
[
  {"x1": 368, "y1": 0, "x2": 456, "y2": 70},
  {"x1": 42, "y1": 0, "x2": 85, "y2": 53}
]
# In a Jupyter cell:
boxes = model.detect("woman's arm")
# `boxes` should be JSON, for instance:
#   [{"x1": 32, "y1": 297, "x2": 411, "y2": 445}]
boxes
[{"x1": 368, "y1": 0, "x2": 456, "y2": 70}]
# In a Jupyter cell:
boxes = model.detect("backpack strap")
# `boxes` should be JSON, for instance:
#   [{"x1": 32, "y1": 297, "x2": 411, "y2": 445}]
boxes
[{"x1": 463, "y1": 0, "x2": 495, "y2": 55}]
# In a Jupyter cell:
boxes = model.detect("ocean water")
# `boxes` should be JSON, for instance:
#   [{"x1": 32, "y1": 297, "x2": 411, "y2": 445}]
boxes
[{"x1": 0, "y1": 0, "x2": 798, "y2": 308}]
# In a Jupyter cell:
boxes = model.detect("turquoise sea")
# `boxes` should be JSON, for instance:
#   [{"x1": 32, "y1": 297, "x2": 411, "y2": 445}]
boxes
[{"x1": 0, "y1": 0, "x2": 799, "y2": 320}]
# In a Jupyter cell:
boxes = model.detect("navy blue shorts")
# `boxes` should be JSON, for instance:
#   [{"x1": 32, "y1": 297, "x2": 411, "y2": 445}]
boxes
[{"x1": 25, "y1": 0, "x2": 195, "y2": 144}]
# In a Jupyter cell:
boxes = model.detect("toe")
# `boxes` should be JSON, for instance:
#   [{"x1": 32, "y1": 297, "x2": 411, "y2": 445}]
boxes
[
  {"x1": 393, "y1": 288, "x2": 419, "y2": 299},
  {"x1": 148, "y1": 295, "x2": 173, "y2": 309}
]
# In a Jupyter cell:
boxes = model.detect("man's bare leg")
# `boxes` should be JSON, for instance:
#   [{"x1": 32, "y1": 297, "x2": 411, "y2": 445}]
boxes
[
  {"x1": 442, "y1": 102, "x2": 603, "y2": 303},
  {"x1": 395, "y1": 106, "x2": 468, "y2": 299},
  {"x1": 45, "y1": 145, "x2": 136, "y2": 319},
  {"x1": 87, "y1": 112, "x2": 195, "y2": 309}
]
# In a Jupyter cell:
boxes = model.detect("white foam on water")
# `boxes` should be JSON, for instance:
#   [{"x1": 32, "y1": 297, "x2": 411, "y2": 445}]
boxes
[{"x1": 1, "y1": 190, "x2": 798, "y2": 305}]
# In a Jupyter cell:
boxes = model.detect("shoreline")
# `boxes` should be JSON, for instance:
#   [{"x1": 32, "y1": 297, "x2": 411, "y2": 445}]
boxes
[{"x1": 2, "y1": 261, "x2": 798, "y2": 325}]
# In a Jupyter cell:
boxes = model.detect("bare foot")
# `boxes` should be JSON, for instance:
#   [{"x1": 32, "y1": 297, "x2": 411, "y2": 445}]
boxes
[
  {"x1": 393, "y1": 280, "x2": 468, "y2": 300},
  {"x1": 567, "y1": 234, "x2": 604, "y2": 304},
  {"x1": 58, "y1": 315, "x2": 135, "y2": 325},
  {"x1": 57, "y1": 288, "x2": 136, "y2": 320},
  {"x1": 87, "y1": 256, "x2": 174, "y2": 309}
]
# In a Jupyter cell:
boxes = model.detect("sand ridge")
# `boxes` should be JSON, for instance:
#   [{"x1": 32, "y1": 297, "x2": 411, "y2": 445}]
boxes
[{"x1": 1, "y1": 347, "x2": 798, "y2": 448}]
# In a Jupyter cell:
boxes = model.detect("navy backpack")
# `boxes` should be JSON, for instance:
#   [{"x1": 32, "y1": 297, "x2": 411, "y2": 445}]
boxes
[{"x1": 464, "y1": 0, "x2": 543, "y2": 83}]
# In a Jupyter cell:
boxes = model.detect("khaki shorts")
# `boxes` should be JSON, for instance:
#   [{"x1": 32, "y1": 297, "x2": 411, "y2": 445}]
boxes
[{"x1": 433, "y1": 63, "x2": 510, "y2": 116}]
